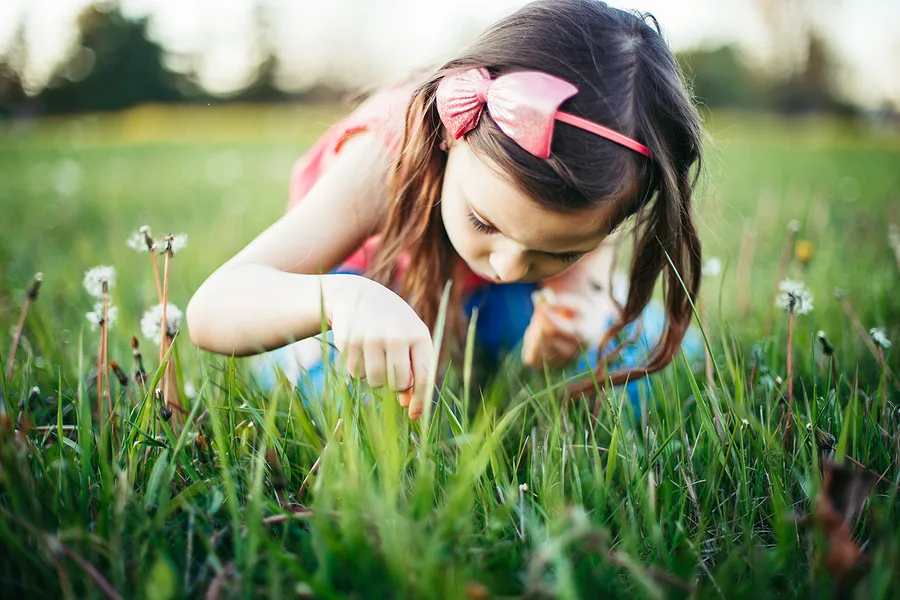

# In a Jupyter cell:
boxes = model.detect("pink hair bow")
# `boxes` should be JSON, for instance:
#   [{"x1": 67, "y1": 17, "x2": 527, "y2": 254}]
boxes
[{"x1": 436, "y1": 67, "x2": 651, "y2": 159}]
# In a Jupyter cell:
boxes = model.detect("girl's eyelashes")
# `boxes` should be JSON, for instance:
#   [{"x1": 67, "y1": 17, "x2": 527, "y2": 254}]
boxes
[
  {"x1": 554, "y1": 252, "x2": 584, "y2": 264},
  {"x1": 468, "y1": 210, "x2": 584, "y2": 263},
  {"x1": 467, "y1": 211, "x2": 496, "y2": 234}
]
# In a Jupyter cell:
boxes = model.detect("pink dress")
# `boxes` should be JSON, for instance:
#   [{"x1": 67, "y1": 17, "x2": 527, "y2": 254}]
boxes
[{"x1": 286, "y1": 83, "x2": 487, "y2": 293}]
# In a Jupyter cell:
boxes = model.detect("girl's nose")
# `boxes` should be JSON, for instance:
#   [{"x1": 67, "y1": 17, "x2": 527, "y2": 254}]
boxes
[{"x1": 489, "y1": 249, "x2": 529, "y2": 282}]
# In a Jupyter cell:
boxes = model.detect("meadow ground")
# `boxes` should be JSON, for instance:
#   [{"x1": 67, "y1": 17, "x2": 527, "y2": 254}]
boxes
[{"x1": 0, "y1": 104, "x2": 898, "y2": 599}]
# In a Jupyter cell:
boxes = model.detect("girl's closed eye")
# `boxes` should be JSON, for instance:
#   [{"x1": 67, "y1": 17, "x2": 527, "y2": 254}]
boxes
[
  {"x1": 467, "y1": 211, "x2": 496, "y2": 234},
  {"x1": 553, "y1": 251, "x2": 584, "y2": 264}
]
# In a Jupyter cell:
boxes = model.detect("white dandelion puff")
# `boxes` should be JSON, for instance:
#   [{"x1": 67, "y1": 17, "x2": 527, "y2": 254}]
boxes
[
  {"x1": 184, "y1": 380, "x2": 198, "y2": 399},
  {"x1": 126, "y1": 225, "x2": 154, "y2": 253},
  {"x1": 870, "y1": 328, "x2": 891, "y2": 350},
  {"x1": 155, "y1": 233, "x2": 188, "y2": 255},
  {"x1": 85, "y1": 303, "x2": 118, "y2": 329},
  {"x1": 776, "y1": 279, "x2": 813, "y2": 315},
  {"x1": 787, "y1": 219, "x2": 801, "y2": 233},
  {"x1": 702, "y1": 257, "x2": 722, "y2": 277},
  {"x1": 140, "y1": 303, "x2": 183, "y2": 344},
  {"x1": 83, "y1": 266, "x2": 116, "y2": 298}
]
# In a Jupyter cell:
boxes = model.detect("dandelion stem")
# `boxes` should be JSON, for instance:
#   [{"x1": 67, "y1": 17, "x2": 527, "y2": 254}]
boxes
[
  {"x1": 160, "y1": 247, "x2": 171, "y2": 415},
  {"x1": 102, "y1": 289, "x2": 112, "y2": 414},
  {"x1": 96, "y1": 324, "x2": 104, "y2": 422},
  {"x1": 150, "y1": 252, "x2": 163, "y2": 304},
  {"x1": 765, "y1": 223, "x2": 799, "y2": 336},
  {"x1": 785, "y1": 307, "x2": 794, "y2": 447}
]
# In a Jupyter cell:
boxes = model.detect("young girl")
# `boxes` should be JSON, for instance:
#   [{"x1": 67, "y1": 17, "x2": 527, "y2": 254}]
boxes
[{"x1": 186, "y1": 0, "x2": 703, "y2": 420}]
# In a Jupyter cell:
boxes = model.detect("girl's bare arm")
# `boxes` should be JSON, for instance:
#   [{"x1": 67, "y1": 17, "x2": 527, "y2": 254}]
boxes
[{"x1": 186, "y1": 134, "x2": 392, "y2": 355}]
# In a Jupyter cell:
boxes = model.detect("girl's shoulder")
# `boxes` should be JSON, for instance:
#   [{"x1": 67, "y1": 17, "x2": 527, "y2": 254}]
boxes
[
  {"x1": 333, "y1": 82, "x2": 418, "y2": 156},
  {"x1": 288, "y1": 81, "x2": 417, "y2": 210}
]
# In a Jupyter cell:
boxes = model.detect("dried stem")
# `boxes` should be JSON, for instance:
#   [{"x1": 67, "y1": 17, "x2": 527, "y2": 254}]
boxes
[
  {"x1": 878, "y1": 347, "x2": 887, "y2": 421},
  {"x1": 6, "y1": 273, "x2": 42, "y2": 380},
  {"x1": 699, "y1": 298, "x2": 714, "y2": 388},
  {"x1": 837, "y1": 293, "x2": 895, "y2": 382},
  {"x1": 736, "y1": 219, "x2": 757, "y2": 317},
  {"x1": 59, "y1": 542, "x2": 124, "y2": 600},
  {"x1": 299, "y1": 418, "x2": 344, "y2": 496}
]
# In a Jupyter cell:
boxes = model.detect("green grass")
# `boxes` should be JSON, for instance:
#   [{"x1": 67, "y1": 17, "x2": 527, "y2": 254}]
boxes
[{"x1": 1, "y1": 104, "x2": 899, "y2": 599}]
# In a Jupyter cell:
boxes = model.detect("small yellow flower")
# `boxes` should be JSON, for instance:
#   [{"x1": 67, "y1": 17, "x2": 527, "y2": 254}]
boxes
[{"x1": 795, "y1": 239, "x2": 814, "y2": 266}]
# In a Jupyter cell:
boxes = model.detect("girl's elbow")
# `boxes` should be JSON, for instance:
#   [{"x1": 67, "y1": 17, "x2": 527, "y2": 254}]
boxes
[{"x1": 186, "y1": 292, "x2": 214, "y2": 351}]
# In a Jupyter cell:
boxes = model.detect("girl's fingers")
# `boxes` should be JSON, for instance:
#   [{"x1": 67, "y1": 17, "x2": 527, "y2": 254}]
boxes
[
  {"x1": 344, "y1": 341, "x2": 366, "y2": 380},
  {"x1": 545, "y1": 338, "x2": 581, "y2": 366},
  {"x1": 386, "y1": 344, "x2": 413, "y2": 392},
  {"x1": 539, "y1": 305, "x2": 579, "y2": 337},
  {"x1": 363, "y1": 342, "x2": 387, "y2": 387},
  {"x1": 407, "y1": 339, "x2": 433, "y2": 420}
]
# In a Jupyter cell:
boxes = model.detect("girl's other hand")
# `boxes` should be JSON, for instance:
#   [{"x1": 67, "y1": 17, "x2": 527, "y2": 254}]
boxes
[
  {"x1": 328, "y1": 276, "x2": 434, "y2": 420},
  {"x1": 521, "y1": 299, "x2": 582, "y2": 369}
]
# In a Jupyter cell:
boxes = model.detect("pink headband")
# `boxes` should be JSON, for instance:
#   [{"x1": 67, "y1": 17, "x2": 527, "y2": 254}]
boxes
[{"x1": 436, "y1": 67, "x2": 651, "y2": 159}]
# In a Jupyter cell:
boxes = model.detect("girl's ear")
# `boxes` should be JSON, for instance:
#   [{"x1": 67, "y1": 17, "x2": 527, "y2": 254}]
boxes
[{"x1": 439, "y1": 126, "x2": 456, "y2": 152}]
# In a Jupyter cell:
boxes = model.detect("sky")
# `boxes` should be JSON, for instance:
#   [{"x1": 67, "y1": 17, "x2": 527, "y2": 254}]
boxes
[{"x1": 1, "y1": 0, "x2": 898, "y2": 108}]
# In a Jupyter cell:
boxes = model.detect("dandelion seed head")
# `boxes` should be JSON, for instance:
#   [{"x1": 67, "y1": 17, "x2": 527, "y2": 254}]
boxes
[
  {"x1": 870, "y1": 328, "x2": 891, "y2": 350},
  {"x1": 140, "y1": 303, "x2": 183, "y2": 344},
  {"x1": 82, "y1": 266, "x2": 115, "y2": 298},
  {"x1": 776, "y1": 279, "x2": 813, "y2": 314},
  {"x1": 156, "y1": 233, "x2": 188, "y2": 255},
  {"x1": 85, "y1": 303, "x2": 118, "y2": 329},
  {"x1": 126, "y1": 232, "x2": 147, "y2": 252},
  {"x1": 702, "y1": 257, "x2": 722, "y2": 277},
  {"x1": 788, "y1": 219, "x2": 801, "y2": 233}
]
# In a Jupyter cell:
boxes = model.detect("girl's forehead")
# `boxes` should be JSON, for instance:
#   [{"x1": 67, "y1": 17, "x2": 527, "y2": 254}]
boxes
[{"x1": 452, "y1": 140, "x2": 614, "y2": 252}]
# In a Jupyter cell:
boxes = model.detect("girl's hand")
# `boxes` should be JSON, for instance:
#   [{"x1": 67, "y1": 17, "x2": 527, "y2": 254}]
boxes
[
  {"x1": 521, "y1": 287, "x2": 618, "y2": 370},
  {"x1": 328, "y1": 276, "x2": 434, "y2": 420},
  {"x1": 521, "y1": 299, "x2": 583, "y2": 369}
]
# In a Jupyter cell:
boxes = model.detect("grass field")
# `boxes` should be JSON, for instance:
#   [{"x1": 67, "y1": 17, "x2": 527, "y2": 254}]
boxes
[{"x1": 1, "y1": 103, "x2": 899, "y2": 599}]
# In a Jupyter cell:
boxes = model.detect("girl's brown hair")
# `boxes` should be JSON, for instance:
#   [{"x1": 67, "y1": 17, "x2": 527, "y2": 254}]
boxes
[{"x1": 370, "y1": 0, "x2": 703, "y2": 397}]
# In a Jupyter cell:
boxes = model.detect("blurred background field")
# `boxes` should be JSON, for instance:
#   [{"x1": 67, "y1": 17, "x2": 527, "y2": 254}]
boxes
[{"x1": 2, "y1": 104, "x2": 898, "y2": 380}]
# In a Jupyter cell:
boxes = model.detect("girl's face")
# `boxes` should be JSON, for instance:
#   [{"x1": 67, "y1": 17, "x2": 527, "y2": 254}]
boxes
[{"x1": 440, "y1": 138, "x2": 615, "y2": 283}]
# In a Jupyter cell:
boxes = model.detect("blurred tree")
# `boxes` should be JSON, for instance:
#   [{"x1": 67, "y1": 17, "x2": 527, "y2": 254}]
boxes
[
  {"x1": 677, "y1": 45, "x2": 763, "y2": 109},
  {"x1": 766, "y1": 30, "x2": 855, "y2": 115},
  {"x1": 0, "y1": 26, "x2": 28, "y2": 118},
  {"x1": 34, "y1": 3, "x2": 181, "y2": 113}
]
